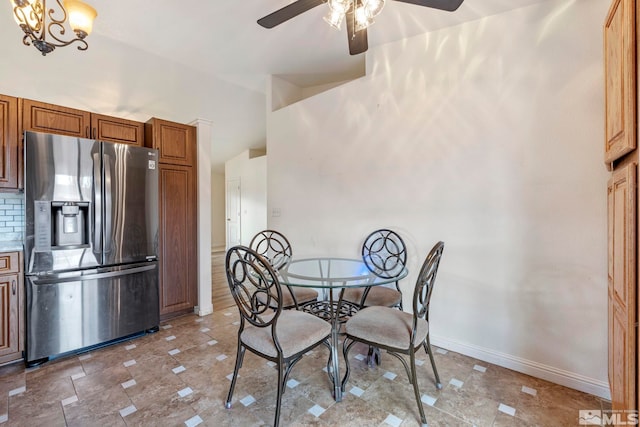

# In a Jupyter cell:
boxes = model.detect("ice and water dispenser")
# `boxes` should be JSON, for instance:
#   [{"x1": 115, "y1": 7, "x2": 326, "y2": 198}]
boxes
[{"x1": 33, "y1": 200, "x2": 89, "y2": 250}]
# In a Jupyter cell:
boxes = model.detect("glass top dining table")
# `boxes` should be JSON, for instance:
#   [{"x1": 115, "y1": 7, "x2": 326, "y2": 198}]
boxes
[{"x1": 278, "y1": 257, "x2": 408, "y2": 402}]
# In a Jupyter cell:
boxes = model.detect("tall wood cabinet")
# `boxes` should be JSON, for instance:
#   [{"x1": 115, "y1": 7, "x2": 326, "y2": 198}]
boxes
[
  {"x1": 604, "y1": 0, "x2": 638, "y2": 411},
  {"x1": 0, "y1": 95, "x2": 19, "y2": 191},
  {"x1": 145, "y1": 118, "x2": 198, "y2": 319},
  {"x1": 0, "y1": 251, "x2": 23, "y2": 364}
]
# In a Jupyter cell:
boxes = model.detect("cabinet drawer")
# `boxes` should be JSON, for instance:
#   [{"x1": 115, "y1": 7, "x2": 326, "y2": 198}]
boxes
[{"x1": 0, "y1": 252, "x2": 20, "y2": 274}]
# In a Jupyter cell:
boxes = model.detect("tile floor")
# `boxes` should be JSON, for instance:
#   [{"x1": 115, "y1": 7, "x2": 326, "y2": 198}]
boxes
[{"x1": 0, "y1": 308, "x2": 610, "y2": 426}]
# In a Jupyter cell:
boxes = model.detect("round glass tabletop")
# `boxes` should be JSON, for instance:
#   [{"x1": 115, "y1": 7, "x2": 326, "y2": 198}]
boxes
[{"x1": 279, "y1": 257, "x2": 408, "y2": 288}]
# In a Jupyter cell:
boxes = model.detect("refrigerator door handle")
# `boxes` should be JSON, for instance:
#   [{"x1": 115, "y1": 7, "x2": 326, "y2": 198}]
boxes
[
  {"x1": 103, "y1": 153, "x2": 113, "y2": 254},
  {"x1": 30, "y1": 263, "x2": 156, "y2": 285},
  {"x1": 93, "y1": 152, "x2": 102, "y2": 254}
]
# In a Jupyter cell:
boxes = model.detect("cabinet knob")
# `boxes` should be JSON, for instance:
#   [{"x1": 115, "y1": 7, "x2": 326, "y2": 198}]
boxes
[{"x1": 12, "y1": 280, "x2": 16, "y2": 295}]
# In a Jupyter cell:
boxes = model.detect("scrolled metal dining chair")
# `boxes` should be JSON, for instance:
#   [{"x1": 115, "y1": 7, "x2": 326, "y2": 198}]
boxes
[
  {"x1": 342, "y1": 228, "x2": 407, "y2": 310},
  {"x1": 224, "y1": 246, "x2": 332, "y2": 427},
  {"x1": 250, "y1": 229, "x2": 318, "y2": 309},
  {"x1": 341, "y1": 241, "x2": 445, "y2": 427}
]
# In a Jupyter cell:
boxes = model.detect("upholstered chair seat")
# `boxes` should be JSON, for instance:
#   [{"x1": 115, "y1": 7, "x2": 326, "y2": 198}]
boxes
[
  {"x1": 241, "y1": 310, "x2": 331, "y2": 358},
  {"x1": 344, "y1": 306, "x2": 428, "y2": 350},
  {"x1": 341, "y1": 287, "x2": 402, "y2": 309}
]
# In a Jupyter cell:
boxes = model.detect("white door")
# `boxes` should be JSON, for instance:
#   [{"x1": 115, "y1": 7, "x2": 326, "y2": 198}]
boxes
[{"x1": 226, "y1": 178, "x2": 241, "y2": 249}]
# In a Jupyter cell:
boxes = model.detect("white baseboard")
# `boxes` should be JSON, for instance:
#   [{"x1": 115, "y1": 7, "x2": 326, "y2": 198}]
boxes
[
  {"x1": 430, "y1": 334, "x2": 611, "y2": 400},
  {"x1": 194, "y1": 304, "x2": 213, "y2": 317}
]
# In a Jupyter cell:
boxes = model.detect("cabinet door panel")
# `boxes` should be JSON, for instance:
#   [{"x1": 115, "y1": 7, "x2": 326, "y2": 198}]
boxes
[
  {"x1": 91, "y1": 114, "x2": 144, "y2": 146},
  {"x1": 608, "y1": 163, "x2": 636, "y2": 410},
  {"x1": 158, "y1": 164, "x2": 196, "y2": 316},
  {"x1": 0, "y1": 95, "x2": 18, "y2": 190},
  {"x1": 22, "y1": 99, "x2": 90, "y2": 138},
  {"x1": 0, "y1": 274, "x2": 19, "y2": 357},
  {"x1": 146, "y1": 118, "x2": 195, "y2": 165},
  {"x1": 604, "y1": 0, "x2": 636, "y2": 165}
]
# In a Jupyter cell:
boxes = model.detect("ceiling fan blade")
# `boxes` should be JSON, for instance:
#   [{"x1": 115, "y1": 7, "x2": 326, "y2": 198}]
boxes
[
  {"x1": 345, "y1": 11, "x2": 368, "y2": 55},
  {"x1": 257, "y1": 0, "x2": 326, "y2": 28},
  {"x1": 392, "y1": 0, "x2": 464, "y2": 12}
]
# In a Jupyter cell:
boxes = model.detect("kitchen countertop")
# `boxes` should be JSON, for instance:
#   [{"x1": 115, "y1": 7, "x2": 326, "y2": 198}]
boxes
[{"x1": 0, "y1": 241, "x2": 23, "y2": 252}]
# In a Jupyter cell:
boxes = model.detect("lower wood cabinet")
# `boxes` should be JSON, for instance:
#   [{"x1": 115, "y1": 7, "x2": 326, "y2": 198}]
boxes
[
  {"x1": 0, "y1": 251, "x2": 23, "y2": 364},
  {"x1": 158, "y1": 164, "x2": 197, "y2": 318}
]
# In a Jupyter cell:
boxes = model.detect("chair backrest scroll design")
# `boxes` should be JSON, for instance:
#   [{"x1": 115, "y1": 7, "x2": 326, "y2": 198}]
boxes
[
  {"x1": 413, "y1": 241, "x2": 445, "y2": 325},
  {"x1": 361, "y1": 229, "x2": 408, "y2": 279},
  {"x1": 226, "y1": 245, "x2": 283, "y2": 328}
]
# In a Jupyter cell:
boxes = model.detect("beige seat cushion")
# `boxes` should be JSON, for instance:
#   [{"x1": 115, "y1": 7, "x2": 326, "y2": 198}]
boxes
[
  {"x1": 345, "y1": 306, "x2": 428, "y2": 350},
  {"x1": 342, "y1": 286, "x2": 402, "y2": 308},
  {"x1": 241, "y1": 310, "x2": 331, "y2": 358}
]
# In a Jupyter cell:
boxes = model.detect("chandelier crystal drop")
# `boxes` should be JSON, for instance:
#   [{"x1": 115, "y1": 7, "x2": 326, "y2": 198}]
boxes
[{"x1": 9, "y1": 0, "x2": 97, "y2": 56}]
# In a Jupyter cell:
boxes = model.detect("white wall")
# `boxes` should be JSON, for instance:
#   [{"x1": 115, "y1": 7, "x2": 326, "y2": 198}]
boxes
[
  {"x1": 225, "y1": 150, "x2": 268, "y2": 246},
  {"x1": 267, "y1": 0, "x2": 610, "y2": 398},
  {"x1": 211, "y1": 171, "x2": 226, "y2": 250}
]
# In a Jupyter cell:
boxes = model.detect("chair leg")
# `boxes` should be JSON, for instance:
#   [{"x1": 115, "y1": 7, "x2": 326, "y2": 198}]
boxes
[
  {"x1": 274, "y1": 359, "x2": 285, "y2": 427},
  {"x1": 423, "y1": 335, "x2": 442, "y2": 390},
  {"x1": 225, "y1": 342, "x2": 246, "y2": 409},
  {"x1": 409, "y1": 349, "x2": 428, "y2": 427},
  {"x1": 367, "y1": 346, "x2": 381, "y2": 366}
]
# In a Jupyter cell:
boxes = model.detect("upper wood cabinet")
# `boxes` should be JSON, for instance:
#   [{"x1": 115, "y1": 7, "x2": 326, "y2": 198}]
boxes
[
  {"x1": 145, "y1": 118, "x2": 196, "y2": 165},
  {"x1": 91, "y1": 113, "x2": 144, "y2": 146},
  {"x1": 0, "y1": 95, "x2": 19, "y2": 191},
  {"x1": 22, "y1": 98, "x2": 91, "y2": 138},
  {"x1": 604, "y1": 0, "x2": 636, "y2": 165},
  {"x1": 22, "y1": 99, "x2": 145, "y2": 146}
]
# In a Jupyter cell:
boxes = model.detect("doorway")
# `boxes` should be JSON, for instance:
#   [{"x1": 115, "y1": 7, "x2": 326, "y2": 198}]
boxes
[{"x1": 226, "y1": 177, "x2": 241, "y2": 249}]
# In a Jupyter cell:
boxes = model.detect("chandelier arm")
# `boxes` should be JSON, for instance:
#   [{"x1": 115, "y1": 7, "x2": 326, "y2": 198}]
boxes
[{"x1": 11, "y1": 0, "x2": 95, "y2": 55}]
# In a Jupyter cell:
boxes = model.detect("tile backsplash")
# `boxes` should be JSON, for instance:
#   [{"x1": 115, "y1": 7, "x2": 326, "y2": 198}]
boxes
[{"x1": 0, "y1": 193, "x2": 24, "y2": 241}]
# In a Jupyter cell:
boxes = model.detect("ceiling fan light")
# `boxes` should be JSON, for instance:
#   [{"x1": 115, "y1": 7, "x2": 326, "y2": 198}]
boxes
[
  {"x1": 328, "y1": 0, "x2": 352, "y2": 14},
  {"x1": 63, "y1": 0, "x2": 97, "y2": 37},
  {"x1": 354, "y1": 5, "x2": 374, "y2": 32},
  {"x1": 323, "y1": 9, "x2": 345, "y2": 30},
  {"x1": 364, "y1": 0, "x2": 385, "y2": 17}
]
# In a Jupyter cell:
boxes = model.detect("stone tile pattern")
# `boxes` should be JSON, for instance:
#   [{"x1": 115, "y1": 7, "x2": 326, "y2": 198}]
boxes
[
  {"x1": 0, "y1": 310, "x2": 610, "y2": 426},
  {"x1": 0, "y1": 193, "x2": 23, "y2": 241}
]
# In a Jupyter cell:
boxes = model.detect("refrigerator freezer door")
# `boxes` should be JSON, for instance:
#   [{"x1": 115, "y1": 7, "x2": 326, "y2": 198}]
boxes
[
  {"x1": 24, "y1": 132, "x2": 100, "y2": 274},
  {"x1": 102, "y1": 142, "x2": 159, "y2": 266},
  {"x1": 25, "y1": 262, "x2": 159, "y2": 363}
]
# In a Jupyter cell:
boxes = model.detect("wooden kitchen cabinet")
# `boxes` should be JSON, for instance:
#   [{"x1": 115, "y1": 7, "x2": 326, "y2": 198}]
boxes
[
  {"x1": 0, "y1": 95, "x2": 19, "y2": 191},
  {"x1": 604, "y1": 0, "x2": 638, "y2": 411},
  {"x1": 145, "y1": 118, "x2": 198, "y2": 319},
  {"x1": 158, "y1": 164, "x2": 197, "y2": 316},
  {"x1": 145, "y1": 118, "x2": 196, "y2": 166},
  {"x1": 22, "y1": 98, "x2": 91, "y2": 138},
  {"x1": 22, "y1": 99, "x2": 145, "y2": 145},
  {"x1": 605, "y1": 0, "x2": 636, "y2": 166},
  {"x1": 0, "y1": 251, "x2": 23, "y2": 364},
  {"x1": 90, "y1": 113, "x2": 144, "y2": 146}
]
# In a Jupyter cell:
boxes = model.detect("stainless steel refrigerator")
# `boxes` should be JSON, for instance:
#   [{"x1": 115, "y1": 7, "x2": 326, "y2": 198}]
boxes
[{"x1": 23, "y1": 131, "x2": 160, "y2": 365}]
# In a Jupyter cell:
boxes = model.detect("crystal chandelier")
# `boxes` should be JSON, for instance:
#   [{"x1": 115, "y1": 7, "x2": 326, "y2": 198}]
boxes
[
  {"x1": 9, "y1": 0, "x2": 97, "y2": 56},
  {"x1": 324, "y1": 0, "x2": 385, "y2": 32}
]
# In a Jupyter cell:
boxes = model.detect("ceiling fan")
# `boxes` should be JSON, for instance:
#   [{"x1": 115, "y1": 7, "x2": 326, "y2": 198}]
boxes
[{"x1": 257, "y1": 0, "x2": 465, "y2": 55}]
